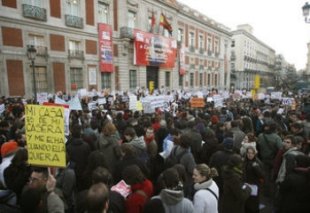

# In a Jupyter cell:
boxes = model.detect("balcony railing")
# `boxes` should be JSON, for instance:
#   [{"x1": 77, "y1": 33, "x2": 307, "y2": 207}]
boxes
[
  {"x1": 65, "y1": 15, "x2": 83, "y2": 29},
  {"x1": 189, "y1": 46, "x2": 195, "y2": 53},
  {"x1": 199, "y1": 48, "x2": 204, "y2": 54},
  {"x1": 35, "y1": 45, "x2": 48, "y2": 57},
  {"x1": 68, "y1": 50, "x2": 84, "y2": 60},
  {"x1": 22, "y1": 4, "x2": 47, "y2": 21},
  {"x1": 120, "y1": 26, "x2": 134, "y2": 39}
]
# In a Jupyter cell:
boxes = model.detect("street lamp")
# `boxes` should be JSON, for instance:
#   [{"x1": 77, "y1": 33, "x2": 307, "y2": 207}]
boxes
[
  {"x1": 27, "y1": 45, "x2": 37, "y2": 103},
  {"x1": 302, "y1": 2, "x2": 310, "y2": 23}
]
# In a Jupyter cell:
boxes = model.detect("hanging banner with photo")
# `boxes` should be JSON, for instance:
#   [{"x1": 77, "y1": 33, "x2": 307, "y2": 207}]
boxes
[
  {"x1": 179, "y1": 44, "x2": 186, "y2": 75},
  {"x1": 134, "y1": 29, "x2": 177, "y2": 68},
  {"x1": 98, "y1": 23, "x2": 114, "y2": 72}
]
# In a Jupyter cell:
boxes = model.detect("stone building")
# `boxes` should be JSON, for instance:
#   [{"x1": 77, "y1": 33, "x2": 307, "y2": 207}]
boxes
[{"x1": 0, "y1": 0, "x2": 231, "y2": 98}]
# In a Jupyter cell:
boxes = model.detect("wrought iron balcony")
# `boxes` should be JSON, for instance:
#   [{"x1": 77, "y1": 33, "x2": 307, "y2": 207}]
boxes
[
  {"x1": 35, "y1": 46, "x2": 48, "y2": 57},
  {"x1": 22, "y1": 4, "x2": 47, "y2": 21},
  {"x1": 120, "y1": 26, "x2": 134, "y2": 39},
  {"x1": 65, "y1": 15, "x2": 83, "y2": 29},
  {"x1": 199, "y1": 48, "x2": 205, "y2": 54},
  {"x1": 68, "y1": 50, "x2": 84, "y2": 59},
  {"x1": 189, "y1": 46, "x2": 195, "y2": 53}
]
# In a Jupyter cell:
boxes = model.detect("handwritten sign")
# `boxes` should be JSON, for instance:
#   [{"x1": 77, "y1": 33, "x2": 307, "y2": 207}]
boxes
[
  {"x1": 25, "y1": 105, "x2": 66, "y2": 167},
  {"x1": 190, "y1": 98, "x2": 205, "y2": 108}
]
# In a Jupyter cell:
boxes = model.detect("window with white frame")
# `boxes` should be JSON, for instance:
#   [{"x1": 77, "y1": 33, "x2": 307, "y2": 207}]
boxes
[
  {"x1": 214, "y1": 74, "x2": 218, "y2": 85},
  {"x1": 207, "y1": 73, "x2": 211, "y2": 86},
  {"x1": 190, "y1": 73, "x2": 194, "y2": 87},
  {"x1": 70, "y1": 67, "x2": 83, "y2": 89},
  {"x1": 177, "y1": 28, "x2": 183, "y2": 42},
  {"x1": 199, "y1": 34, "x2": 204, "y2": 49},
  {"x1": 128, "y1": 11, "x2": 136, "y2": 28},
  {"x1": 214, "y1": 38, "x2": 220, "y2": 53},
  {"x1": 32, "y1": 66, "x2": 48, "y2": 92},
  {"x1": 207, "y1": 35, "x2": 212, "y2": 51},
  {"x1": 29, "y1": 34, "x2": 45, "y2": 47},
  {"x1": 101, "y1": 73, "x2": 111, "y2": 89},
  {"x1": 165, "y1": 72, "x2": 170, "y2": 87},
  {"x1": 129, "y1": 70, "x2": 137, "y2": 89},
  {"x1": 189, "y1": 32, "x2": 195, "y2": 47},
  {"x1": 23, "y1": 0, "x2": 41, "y2": 6},
  {"x1": 69, "y1": 40, "x2": 81, "y2": 56},
  {"x1": 98, "y1": 2, "x2": 109, "y2": 23},
  {"x1": 66, "y1": 0, "x2": 79, "y2": 16},
  {"x1": 199, "y1": 73, "x2": 203, "y2": 87}
]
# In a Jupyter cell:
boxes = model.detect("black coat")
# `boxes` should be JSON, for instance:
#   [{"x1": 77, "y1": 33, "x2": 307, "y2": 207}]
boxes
[{"x1": 278, "y1": 168, "x2": 310, "y2": 213}]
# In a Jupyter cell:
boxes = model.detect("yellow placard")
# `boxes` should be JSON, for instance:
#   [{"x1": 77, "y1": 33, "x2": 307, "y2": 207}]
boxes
[
  {"x1": 136, "y1": 101, "x2": 143, "y2": 111},
  {"x1": 25, "y1": 105, "x2": 66, "y2": 167},
  {"x1": 254, "y1": 74, "x2": 260, "y2": 89},
  {"x1": 190, "y1": 98, "x2": 205, "y2": 108},
  {"x1": 149, "y1": 81, "x2": 154, "y2": 92}
]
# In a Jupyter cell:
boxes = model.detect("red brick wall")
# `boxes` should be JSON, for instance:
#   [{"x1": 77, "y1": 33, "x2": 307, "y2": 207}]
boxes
[
  {"x1": 7, "y1": 60, "x2": 24, "y2": 96},
  {"x1": 2, "y1": 27, "x2": 23, "y2": 47},
  {"x1": 2, "y1": 0, "x2": 17, "y2": 8},
  {"x1": 53, "y1": 62, "x2": 66, "y2": 92},
  {"x1": 50, "y1": 34, "x2": 65, "y2": 51},
  {"x1": 85, "y1": 39, "x2": 97, "y2": 54},
  {"x1": 113, "y1": 44, "x2": 118, "y2": 57},
  {"x1": 50, "y1": 0, "x2": 61, "y2": 18},
  {"x1": 113, "y1": 0, "x2": 118, "y2": 31},
  {"x1": 86, "y1": 0, "x2": 94, "y2": 25}
]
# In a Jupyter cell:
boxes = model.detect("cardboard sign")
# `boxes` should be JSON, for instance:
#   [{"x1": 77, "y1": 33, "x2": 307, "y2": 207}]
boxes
[
  {"x1": 25, "y1": 105, "x2": 66, "y2": 167},
  {"x1": 190, "y1": 98, "x2": 205, "y2": 108}
]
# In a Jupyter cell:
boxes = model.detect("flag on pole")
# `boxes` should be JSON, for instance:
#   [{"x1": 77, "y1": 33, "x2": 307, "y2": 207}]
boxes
[{"x1": 160, "y1": 13, "x2": 172, "y2": 35}]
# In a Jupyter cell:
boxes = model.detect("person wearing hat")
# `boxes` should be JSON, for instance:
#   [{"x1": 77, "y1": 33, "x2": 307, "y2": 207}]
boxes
[{"x1": 0, "y1": 140, "x2": 19, "y2": 205}]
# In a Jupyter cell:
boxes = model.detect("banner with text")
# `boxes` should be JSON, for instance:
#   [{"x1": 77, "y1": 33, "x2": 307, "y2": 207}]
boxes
[
  {"x1": 25, "y1": 105, "x2": 66, "y2": 167},
  {"x1": 99, "y1": 23, "x2": 114, "y2": 72},
  {"x1": 134, "y1": 29, "x2": 177, "y2": 68}
]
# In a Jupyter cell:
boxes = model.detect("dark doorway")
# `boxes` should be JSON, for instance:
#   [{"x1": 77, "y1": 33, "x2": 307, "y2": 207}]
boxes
[{"x1": 146, "y1": 66, "x2": 159, "y2": 91}]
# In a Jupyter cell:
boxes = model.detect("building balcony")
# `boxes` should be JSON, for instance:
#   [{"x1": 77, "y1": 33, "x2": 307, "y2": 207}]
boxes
[
  {"x1": 35, "y1": 46, "x2": 48, "y2": 57},
  {"x1": 120, "y1": 27, "x2": 134, "y2": 39},
  {"x1": 199, "y1": 48, "x2": 204, "y2": 54},
  {"x1": 65, "y1": 15, "x2": 83, "y2": 29},
  {"x1": 22, "y1": 4, "x2": 47, "y2": 21},
  {"x1": 68, "y1": 50, "x2": 84, "y2": 60},
  {"x1": 189, "y1": 46, "x2": 195, "y2": 53},
  {"x1": 207, "y1": 50, "x2": 212, "y2": 56}
]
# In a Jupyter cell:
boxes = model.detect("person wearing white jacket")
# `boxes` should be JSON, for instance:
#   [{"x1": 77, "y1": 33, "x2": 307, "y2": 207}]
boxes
[{"x1": 192, "y1": 164, "x2": 219, "y2": 213}]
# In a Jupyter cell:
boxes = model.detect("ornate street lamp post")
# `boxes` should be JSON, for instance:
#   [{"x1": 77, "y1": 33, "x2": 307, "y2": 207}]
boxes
[
  {"x1": 27, "y1": 45, "x2": 37, "y2": 103},
  {"x1": 302, "y1": 2, "x2": 310, "y2": 23}
]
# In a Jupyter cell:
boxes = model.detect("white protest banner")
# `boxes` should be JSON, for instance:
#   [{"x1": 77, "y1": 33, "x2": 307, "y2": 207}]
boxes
[
  {"x1": 78, "y1": 88, "x2": 88, "y2": 97},
  {"x1": 257, "y1": 93, "x2": 265, "y2": 100},
  {"x1": 0, "y1": 104, "x2": 5, "y2": 114},
  {"x1": 271, "y1": 92, "x2": 282, "y2": 100},
  {"x1": 68, "y1": 96, "x2": 82, "y2": 111},
  {"x1": 37, "y1": 93, "x2": 48, "y2": 104},
  {"x1": 129, "y1": 95, "x2": 137, "y2": 110},
  {"x1": 88, "y1": 102, "x2": 97, "y2": 111},
  {"x1": 212, "y1": 95, "x2": 224, "y2": 108},
  {"x1": 55, "y1": 96, "x2": 67, "y2": 105},
  {"x1": 98, "y1": 97, "x2": 106, "y2": 105},
  {"x1": 281, "y1": 98, "x2": 294, "y2": 105}
]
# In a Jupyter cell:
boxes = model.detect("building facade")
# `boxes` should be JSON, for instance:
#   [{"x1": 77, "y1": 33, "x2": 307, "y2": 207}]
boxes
[
  {"x1": 231, "y1": 24, "x2": 275, "y2": 90},
  {"x1": 0, "y1": 0, "x2": 231, "y2": 98}
]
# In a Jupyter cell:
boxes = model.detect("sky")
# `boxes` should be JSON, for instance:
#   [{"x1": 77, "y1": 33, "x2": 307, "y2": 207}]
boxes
[{"x1": 177, "y1": 0, "x2": 310, "y2": 71}]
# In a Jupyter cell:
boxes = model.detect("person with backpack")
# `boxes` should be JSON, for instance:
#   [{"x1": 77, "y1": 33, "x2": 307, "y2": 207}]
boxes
[{"x1": 192, "y1": 164, "x2": 219, "y2": 213}]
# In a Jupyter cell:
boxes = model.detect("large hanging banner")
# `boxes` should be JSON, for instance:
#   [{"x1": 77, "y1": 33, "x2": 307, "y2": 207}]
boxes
[
  {"x1": 98, "y1": 23, "x2": 114, "y2": 72},
  {"x1": 25, "y1": 105, "x2": 66, "y2": 168},
  {"x1": 134, "y1": 30, "x2": 177, "y2": 68}
]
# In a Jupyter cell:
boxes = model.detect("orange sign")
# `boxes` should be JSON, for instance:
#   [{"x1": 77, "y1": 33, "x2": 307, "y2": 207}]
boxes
[{"x1": 190, "y1": 98, "x2": 205, "y2": 108}]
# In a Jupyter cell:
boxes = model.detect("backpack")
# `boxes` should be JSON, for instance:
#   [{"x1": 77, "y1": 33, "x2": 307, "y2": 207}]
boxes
[{"x1": 165, "y1": 147, "x2": 188, "y2": 169}]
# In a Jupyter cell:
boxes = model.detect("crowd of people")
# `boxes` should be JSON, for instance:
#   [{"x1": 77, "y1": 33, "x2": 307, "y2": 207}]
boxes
[{"x1": 0, "y1": 91, "x2": 310, "y2": 213}]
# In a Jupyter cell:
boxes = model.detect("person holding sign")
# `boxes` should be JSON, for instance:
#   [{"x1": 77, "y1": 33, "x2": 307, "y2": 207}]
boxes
[{"x1": 21, "y1": 167, "x2": 64, "y2": 213}]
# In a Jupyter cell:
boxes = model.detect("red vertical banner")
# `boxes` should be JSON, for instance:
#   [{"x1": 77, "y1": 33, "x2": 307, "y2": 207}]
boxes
[{"x1": 98, "y1": 23, "x2": 114, "y2": 72}]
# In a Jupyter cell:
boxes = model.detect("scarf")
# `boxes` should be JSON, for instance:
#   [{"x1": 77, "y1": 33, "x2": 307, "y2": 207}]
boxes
[{"x1": 194, "y1": 178, "x2": 213, "y2": 190}]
